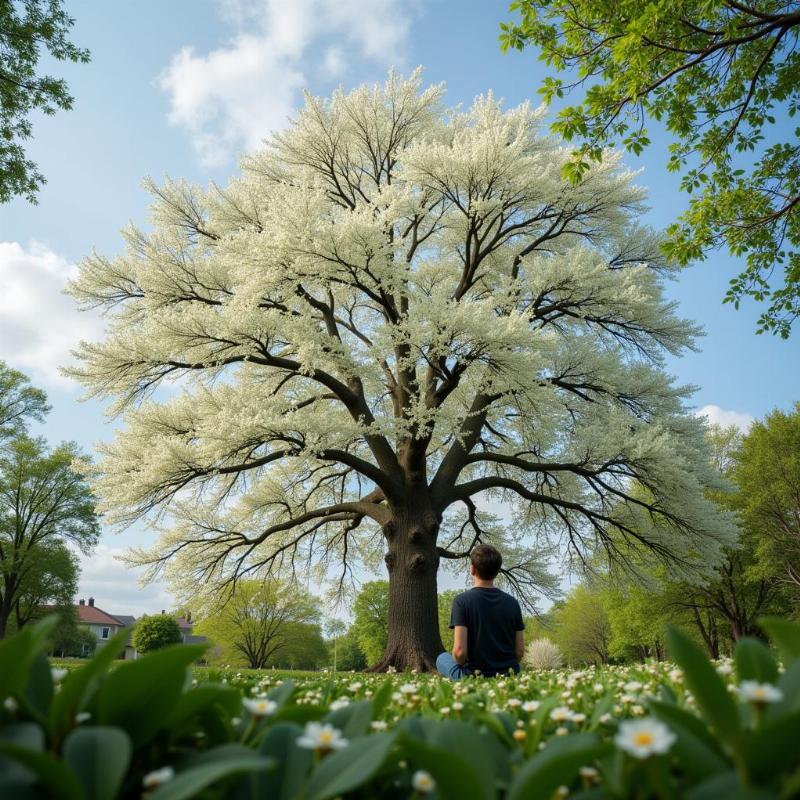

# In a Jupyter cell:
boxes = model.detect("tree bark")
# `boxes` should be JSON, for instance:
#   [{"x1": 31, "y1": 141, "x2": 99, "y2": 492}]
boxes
[{"x1": 371, "y1": 504, "x2": 444, "y2": 672}]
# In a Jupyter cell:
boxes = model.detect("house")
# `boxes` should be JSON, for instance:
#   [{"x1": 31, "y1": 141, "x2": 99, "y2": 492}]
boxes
[
  {"x1": 73, "y1": 599, "x2": 207, "y2": 659},
  {"x1": 75, "y1": 598, "x2": 128, "y2": 656}
]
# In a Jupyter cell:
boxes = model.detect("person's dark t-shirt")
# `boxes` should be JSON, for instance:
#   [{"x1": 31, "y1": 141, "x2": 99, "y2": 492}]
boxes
[{"x1": 449, "y1": 587, "x2": 524, "y2": 677}]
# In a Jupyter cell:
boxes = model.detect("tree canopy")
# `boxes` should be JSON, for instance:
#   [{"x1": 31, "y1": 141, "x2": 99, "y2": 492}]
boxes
[
  {"x1": 69, "y1": 71, "x2": 736, "y2": 669},
  {"x1": 132, "y1": 613, "x2": 183, "y2": 654},
  {"x1": 195, "y1": 579, "x2": 319, "y2": 669},
  {"x1": 0, "y1": 435, "x2": 99, "y2": 637},
  {"x1": 501, "y1": 0, "x2": 800, "y2": 337},
  {"x1": 0, "y1": 0, "x2": 90, "y2": 203}
]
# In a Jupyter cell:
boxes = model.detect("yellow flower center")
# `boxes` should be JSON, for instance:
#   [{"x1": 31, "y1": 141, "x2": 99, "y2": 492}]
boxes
[
  {"x1": 319, "y1": 731, "x2": 333, "y2": 745},
  {"x1": 633, "y1": 732, "x2": 654, "y2": 747}
]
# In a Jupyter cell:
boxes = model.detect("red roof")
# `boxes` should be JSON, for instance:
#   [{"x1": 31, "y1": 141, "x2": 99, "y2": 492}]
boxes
[{"x1": 76, "y1": 605, "x2": 124, "y2": 626}]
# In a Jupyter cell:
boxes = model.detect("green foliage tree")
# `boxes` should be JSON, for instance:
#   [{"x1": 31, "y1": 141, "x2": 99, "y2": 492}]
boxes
[
  {"x1": 502, "y1": 1, "x2": 800, "y2": 336},
  {"x1": 267, "y1": 622, "x2": 328, "y2": 670},
  {"x1": 132, "y1": 613, "x2": 183, "y2": 654},
  {"x1": 552, "y1": 584, "x2": 611, "y2": 664},
  {"x1": 195, "y1": 580, "x2": 319, "y2": 669},
  {"x1": 0, "y1": 361, "x2": 49, "y2": 440},
  {"x1": 48, "y1": 605, "x2": 95, "y2": 657},
  {"x1": 333, "y1": 625, "x2": 368, "y2": 671},
  {"x1": 0, "y1": 435, "x2": 99, "y2": 637},
  {"x1": 734, "y1": 402, "x2": 800, "y2": 595},
  {"x1": 12, "y1": 541, "x2": 78, "y2": 630},
  {"x1": 0, "y1": 0, "x2": 90, "y2": 203},
  {"x1": 353, "y1": 581, "x2": 390, "y2": 664}
]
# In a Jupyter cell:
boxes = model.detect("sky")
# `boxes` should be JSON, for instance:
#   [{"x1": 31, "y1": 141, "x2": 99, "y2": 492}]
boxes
[{"x1": 1, "y1": 0, "x2": 797, "y2": 617}]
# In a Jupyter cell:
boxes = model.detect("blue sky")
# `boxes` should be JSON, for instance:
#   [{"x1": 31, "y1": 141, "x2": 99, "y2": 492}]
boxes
[{"x1": 1, "y1": 0, "x2": 797, "y2": 615}]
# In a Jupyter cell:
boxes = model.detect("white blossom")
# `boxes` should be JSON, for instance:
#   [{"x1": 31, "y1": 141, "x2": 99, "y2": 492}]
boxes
[
  {"x1": 242, "y1": 697, "x2": 278, "y2": 717},
  {"x1": 736, "y1": 681, "x2": 783, "y2": 705},
  {"x1": 296, "y1": 722, "x2": 348, "y2": 751},
  {"x1": 142, "y1": 767, "x2": 175, "y2": 788},
  {"x1": 412, "y1": 770, "x2": 436, "y2": 794},
  {"x1": 615, "y1": 718, "x2": 676, "y2": 759}
]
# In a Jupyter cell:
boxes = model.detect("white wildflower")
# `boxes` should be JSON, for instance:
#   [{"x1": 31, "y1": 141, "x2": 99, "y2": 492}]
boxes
[
  {"x1": 615, "y1": 718, "x2": 676, "y2": 759},
  {"x1": 297, "y1": 722, "x2": 348, "y2": 751},
  {"x1": 736, "y1": 681, "x2": 783, "y2": 705},
  {"x1": 412, "y1": 770, "x2": 436, "y2": 794},
  {"x1": 242, "y1": 697, "x2": 278, "y2": 717},
  {"x1": 142, "y1": 766, "x2": 175, "y2": 788}
]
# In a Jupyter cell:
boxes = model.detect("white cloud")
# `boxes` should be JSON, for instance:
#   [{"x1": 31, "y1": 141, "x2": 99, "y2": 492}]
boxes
[
  {"x1": 76, "y1": 544, "x2": 177, "y2": 618},
  {"x1": 0, "y1": 241, "x2": 103, "y2": 388},
  {"x1": 159, "y1": 0, "x2": 419, "y2": 166},
  {"x1": 697, "y1": 404, "x2": 755, "y2": 432}
]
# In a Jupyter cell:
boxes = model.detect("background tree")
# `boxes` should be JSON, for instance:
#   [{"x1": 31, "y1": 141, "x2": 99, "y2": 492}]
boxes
[
  {"x1": 71, "y1": 72, "x2": 735, "y2": 671},
  {"x1": 502, "y1": 1, "x2": 800, "y2": 337},
  {"x1": 11, "y1": 541, "x2": 78, "y2": 630},
  {"x1": 353, "y1": 581, "x2": 390, "y2": 664},
  {"x1": 132, "y1": 613, "x2": 183, "y2": 654},
  {"x1": 332, "y1": 625, "x2": 368, "y2": 672},
  {"x1": 0, "y1": 361, "x2": 49, "y2": 440},
  {"x1": 0, "y1": 0, "x2": 90, "y2": 203},
  {"x1": 48, "y1": 605, "x2": 95, "y2": 658},
  {"x1": 734, "y1": 403, "x2": 800, "y2": 593},
  {"x1": 195, "y1": 579, "x2": 318, "y2": 669},
  {"x1": 552, "y1": 584, "x2": 611, "y2": 665},
  {"x1": 267, "y1": 621, "x2": 328, "y2": 670},
  {"x1": 0, "y1": 435, "x2": 99, "y2": 637}
]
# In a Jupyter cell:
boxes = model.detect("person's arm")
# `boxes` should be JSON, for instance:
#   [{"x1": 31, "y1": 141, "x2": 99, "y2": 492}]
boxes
[
  {"x1": 515, "y1": 629, "x2": 525, "y2": 662},
  {"x1": 452, "y1": 625, "x2": 468, "y2": 665}
]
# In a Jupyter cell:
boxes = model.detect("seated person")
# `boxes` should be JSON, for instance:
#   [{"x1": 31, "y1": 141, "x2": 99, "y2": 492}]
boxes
[{"x1": 436, "y1": 543, "x2": 525, "y2": 679}]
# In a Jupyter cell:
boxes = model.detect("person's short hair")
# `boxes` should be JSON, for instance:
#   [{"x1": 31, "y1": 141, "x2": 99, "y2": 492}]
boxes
[{"x1": 470, "y1": 544, "x2": 502, "y2": 580}]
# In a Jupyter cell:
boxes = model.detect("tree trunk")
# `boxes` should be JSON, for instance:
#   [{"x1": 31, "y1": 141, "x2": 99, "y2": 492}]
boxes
[{"x1": 371, "y1": 505, "x2": 444, "y2": 672}]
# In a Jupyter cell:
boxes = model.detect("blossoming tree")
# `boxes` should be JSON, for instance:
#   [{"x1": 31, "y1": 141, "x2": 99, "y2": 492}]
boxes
[{"x1": 68, "y1": 72, "x2": 735, "y2": 670}]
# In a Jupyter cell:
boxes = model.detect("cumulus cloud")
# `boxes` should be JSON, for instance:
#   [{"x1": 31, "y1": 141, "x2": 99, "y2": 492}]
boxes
[
  {"x1": 159, "y1": 0, "x2": 419, "y2": 166},
  {"x1": 697, "y1": 404, "x2": 755, "y2": 432},
  {"x1": 76, "y1": 544, "x2": 177, "y2": 618},
  {"x1": 0, "y1": 241, "x2": 103, "y2": 388}
]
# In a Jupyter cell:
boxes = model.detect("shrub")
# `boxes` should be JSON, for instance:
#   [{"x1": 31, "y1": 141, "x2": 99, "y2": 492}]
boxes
[
  {"x1": 1, "y1": 615, "x2": 800, "y2": 798},
  {"x1": 524, "y1": 637, "x2": 563, "y2": 669},
  {"x1": 131, "y1": 613, "x2": 182, "y2": 654}
]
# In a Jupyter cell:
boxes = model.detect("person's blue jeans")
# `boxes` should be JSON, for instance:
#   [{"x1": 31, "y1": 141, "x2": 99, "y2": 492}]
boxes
[{"x1": 436, "y1": 651, "x2": 470, "y2": 680}]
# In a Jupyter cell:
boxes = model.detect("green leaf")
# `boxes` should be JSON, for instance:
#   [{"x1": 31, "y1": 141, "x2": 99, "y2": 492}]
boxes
[
  {"x1": 303, "y1": 732, "x2": 396, "y2": 800},
  {"x1": 666, "y1": 626, "x2": 741, "y2": 744},
  {"x1": 96, "y1": 644, "x2": 205, "y2": 747},
  {"x1": 744, "y1": 710, "x2": 800, "y2": 782},
  {"x1": 371, "y1": 679, "x2": 394, "y2": 718},
  {"x1": 148, "y1": 755, "x2": 275, "y2": 800},
  {"x1": 648, "y1": 700, "x2": 728, "y2": 778},
  {"x1": 760, "y1": 618, "x2": 800, "y2": 664},
  {"x1": 735, "y1": 638, "x2": 778, "y2": 684},
  {"x1": 165, "y1": 684, "x2": 240, "y2": 731},
  {"x1": 507, "y1": 733, "x2": 611, "y2": 800},
  {"x1": 63, "y1": 726, "x2": 131, "y2": 800},
  {"x1": 23, "y1": 652, "x2": 54, "y2": 723},
  {"x1": 241, "y1": 722, "x2": 313, "y2": 800},
  {"x1": 0, "y1": 722, "x2": 45, "y2": 751},
  {"x1": 50, "y1": 627, "x2": 129, "y2": 737},
  {"x1": 0, "y1": 616, "x2": 58, "y2": 699},
  {"x1": 0, "y1": 742, "x2": 85, "y2": 800},
  {"x1": 430, "y1": 720, "x2": 504, "y2": 797},
  {"x1": 399, "y1": 733, "x2": 487, "y2": 800},
  {"x1": 684, "y1": 771, "x2": 773, "y2": 800}
]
